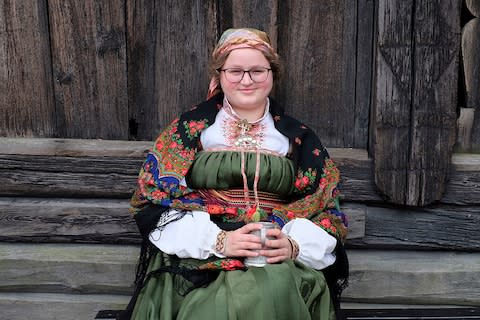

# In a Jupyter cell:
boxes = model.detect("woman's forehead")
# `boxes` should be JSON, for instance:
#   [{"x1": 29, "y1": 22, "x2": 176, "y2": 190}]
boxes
[{"x1": 223, "y1": 48, "x2": 270, "y2": 66}]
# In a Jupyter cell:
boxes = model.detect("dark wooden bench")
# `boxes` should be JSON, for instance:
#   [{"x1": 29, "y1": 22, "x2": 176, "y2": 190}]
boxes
[
  {"x1": 344, "y1": 307, "x2": 480, "y2": 319},
  {"x1": 96, "y1": 307, "x2": 480, "y2": 320}
]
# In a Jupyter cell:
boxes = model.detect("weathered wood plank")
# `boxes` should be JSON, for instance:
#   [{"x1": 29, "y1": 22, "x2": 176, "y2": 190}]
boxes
[
  {"x1": 0, "y1": 155, "x2": 140, "y2": 198},
  {"x1": 0, "y1": 0, "x2": 55, "y2": 137},
  {"x1": 1, "y1": 138, "x2": 479, "y2": 204},
  {"x1": 408, "y1": 0, "x2": 460, "y2": 205},
  {"x1": 48, "y1": 0, "x2": 128, "y2": 139},
  {"x1": 344, "y1": 250, "x2": 480, "y2": 306},
  {"x1": 0, "y1": 144, "x2": 380, "y2": 202},
  {"x1": 332, "y1": 148, "x2": 383, "y2": 203},
  {"x1": 0, "y1": 292, "x2": 130, "y2": 320},
  {"x1": 0, "y1": 137, "x2": 150, "y2": 157},
  {"x1": 354, "y1": 0, "x2": 375, "y2": 149},
  {"x1": 1, "y1": 244, "x2": 478, "y2": 306},
  {"x1": 345, "y1": 203, "x2": 480, "y2": 251},
  {"x1": 342, "y1": 0, "x2": 359, "y2": 147},
  {"x1": 442, "y1": 153, "x2": 480, "y2": 205},
  {"x1": 126, "y1": 0, "x2": 217, "y2": 140},
  {"x1": 456, "y1": 107, "x2": 476, "y2": 152},
  {"x1": 342, "y1": 205, "x2": 366, "y2": 240},
  {"x1": 1, "y1": 140, "x2": 479, "y2": 204},
  {"x1": 462, "y1": 17, "x2": 480, "y2": 151},
  {"x1": 342, "y1": 302, "x2": 476, "y2": 309},
  {"x1": 373, "y1": 0, "x2": 414, "y2": 205},
  {"x1": 224, "y1": 0, "x2": 278, "y2": 47},
  {"x1": 0, "y1": 198, "x2": 138, "y2": 244},
  {"x1": 276, "y1": 0, "x2": 357, "y2": 148},
  {"x1": 374, "y1": 0, "x2": 461, "y2": 206},
  {"x1": 1, "y1": 197, "x2": 479, "y2": 251},
  {"x1": 342, "y1": 305, "x2": 480, "y2": 319},
  {"x1": 0, "y1": 243, "x2": 136, "y2": 294},
  {"x1": 0, "y1": 198, "x2": 364, "y2": 244}
]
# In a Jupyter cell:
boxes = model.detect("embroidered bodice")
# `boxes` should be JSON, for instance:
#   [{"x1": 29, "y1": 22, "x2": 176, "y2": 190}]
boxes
[{"x1": 199, "y1": 98, "x2": 290, "y2": 155}]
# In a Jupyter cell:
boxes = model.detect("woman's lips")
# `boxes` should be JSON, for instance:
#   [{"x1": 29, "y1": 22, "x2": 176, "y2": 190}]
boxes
[{"x1": 239, "y1": 88, "x2": 256, "y2": 93}]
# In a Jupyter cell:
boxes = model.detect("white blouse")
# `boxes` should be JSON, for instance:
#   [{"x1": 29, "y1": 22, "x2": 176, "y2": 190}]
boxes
[{"x1": 149, "y1": 98, "x2": 337, "y2": 270}]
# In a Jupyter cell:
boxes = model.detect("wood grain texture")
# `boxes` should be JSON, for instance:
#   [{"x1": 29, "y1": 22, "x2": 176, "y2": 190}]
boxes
[
  {"x1": 1, "y1": 138, "x2": 479, "y2": 204},
  {"x1": 462, "y1": 19, "x2": 480, "y2": 109},
  {"x1": 408, "y1": 0, "x2": 460, "y2": 205},
  {"x1": 48, "y1": 0, "x2": 128, "y2": 139},
  {"x1": 374, "y1": 0, "x2": 415, "y2": 205},
  {"x1": 1, "y1": 244, "x2": 478, "y2": 306},
  {"x1": 0, "y1": 292, "x2": 130, "y2": 320},
  {"x1": 0, "y1": 137, "x2": 151, "y2": 157},
  {"x1": 0, "y1": 0, "x2": 55, "y2": 137},
  {"x1": 354, "y1": 0, "x2": 376, "y2": 149},
  {"x1": 276, "y1": 0, "x2": 358, "y2": 148},
  {"x1": 0, "y1": 148, "x2": 380, "y2": 202},
  {"x1": 374, "y1": 0, "x2": 460, "y2": 206},
  {"x1": 442, "y1": 153, "x2": 480, "y2": 205},
  {"x1": 332, "y1": 149, "x2": 382, "y2": 203},
  {"x1": 462, "y1": 18, "x2": 480, "y2": 151},
  {"x1": 345, "y1": 203, "x2": 480, "y2": 251},
  {"x1": 0, "y1": 197, "x2": 363, "y2": 244},
  {"x1": 0, "y1": 155, "x2": 141, "y2": 198},
  {"x1": 127, "y1": 0, "x2": 217, "y2": 141},
  {"x1": 344, "y1": 250, "x2": 480, "y2": 306},
  {"x1": 226, "y1": 0, "x2": 278, "y2": 47},
  {"x1": 456, "y1": 107, "x2": 475, "y2": 152},
  {"x1": 0, "y1": 198, "x2": 138, "y2": 244},
  {"x1": 0, "y1": 243, "x2": 137, "y2": 295},
  {"x1": 1, "y1": 197, "x2": 478, "y2": 251}
]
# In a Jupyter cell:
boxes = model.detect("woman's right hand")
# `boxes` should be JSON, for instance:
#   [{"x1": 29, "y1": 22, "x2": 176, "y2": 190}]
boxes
[{"x1": 223, "y1": 223, "x2": 263, "y2": 257}]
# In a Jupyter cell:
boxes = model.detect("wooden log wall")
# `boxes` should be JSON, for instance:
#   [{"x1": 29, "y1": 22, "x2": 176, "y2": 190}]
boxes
[
  {"x1": 2, "y1": 0, "x2": 471, "y2": 206},
  {"x1": 1, "y1": 138, "x2": 479, "y2": 251},
  {"x1": 0, "y1": 0, "x2": 373, "y2": 150},
  {"x1": 49, "y1": 0, "x2": 128, "y2": 139},
  {"x1": 1, "y1": 0, "x2": 479, "y2": 318},
  {"x1": 0, "y1": 138, "x2": 479, "y2": 320},
  {"x1": 127, "y1": 0, "x2": 218, "y2": 139},
  {"x1": 0, "y1": 0, "x2": 55, "y2": 137}
]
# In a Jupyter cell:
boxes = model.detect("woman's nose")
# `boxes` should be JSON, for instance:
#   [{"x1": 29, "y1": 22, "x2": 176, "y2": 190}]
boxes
[{"x1": 240, "y1": 71, "x2": 254, "y2": 84}]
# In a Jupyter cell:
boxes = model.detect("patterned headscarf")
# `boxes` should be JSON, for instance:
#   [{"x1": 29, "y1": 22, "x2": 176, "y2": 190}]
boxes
[{"x1": 207, "y1": 28, "x2": 278, "y2": 99}]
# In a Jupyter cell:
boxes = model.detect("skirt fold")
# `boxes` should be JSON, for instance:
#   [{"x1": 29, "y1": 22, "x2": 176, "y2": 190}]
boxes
[{"x1": 131, "y1": 252, "x2": 335, "y2": 320}]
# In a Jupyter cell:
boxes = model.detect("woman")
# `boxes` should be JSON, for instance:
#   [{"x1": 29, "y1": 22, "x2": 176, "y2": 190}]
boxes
[{"x1": 121, "y1": 28, "x2": 348, "y2": 320}]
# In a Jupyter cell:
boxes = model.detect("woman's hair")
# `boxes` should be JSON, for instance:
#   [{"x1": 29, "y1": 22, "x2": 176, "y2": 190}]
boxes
[{"x1": 207, "y1": 28, "x2": 282, "y2": 99}]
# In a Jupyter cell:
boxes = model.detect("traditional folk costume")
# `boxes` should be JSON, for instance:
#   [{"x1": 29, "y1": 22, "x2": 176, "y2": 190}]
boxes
[{"x1": 120, "y1": 93, "x2": 349, "y2": 320}]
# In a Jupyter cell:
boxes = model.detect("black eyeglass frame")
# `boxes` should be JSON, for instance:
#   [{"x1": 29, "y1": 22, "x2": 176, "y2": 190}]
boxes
[{"x1": 217, "y1": 67, "x2": 272, "y2": 83}]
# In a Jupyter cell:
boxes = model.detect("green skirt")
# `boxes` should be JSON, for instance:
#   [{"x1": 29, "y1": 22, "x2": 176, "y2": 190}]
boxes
[{"x1": 131, "y1": 252, "x2": 336, "y2": 320}]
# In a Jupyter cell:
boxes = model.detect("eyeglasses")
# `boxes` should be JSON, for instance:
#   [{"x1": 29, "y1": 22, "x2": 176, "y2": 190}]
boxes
[{"x1": 218, "y1": 67, "x2": 271, "y2": 83}]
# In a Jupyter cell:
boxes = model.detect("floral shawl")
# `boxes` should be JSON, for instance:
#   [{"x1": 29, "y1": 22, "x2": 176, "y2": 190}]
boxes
[
  {"x1": 120, "y1": 94, "x2": 350, "y2": 320},
  {"x1": 130, "y1": 93, "x2": 348, "y2": 242}
]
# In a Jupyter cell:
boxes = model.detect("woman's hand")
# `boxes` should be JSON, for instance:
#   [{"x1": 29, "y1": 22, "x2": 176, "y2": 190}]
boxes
[
  {"x1": 223, "y1": 223, "x2": 263, "y2": 257},
  {"x1": 260, "y1": 229, "x2": 293, "y2": 264}
]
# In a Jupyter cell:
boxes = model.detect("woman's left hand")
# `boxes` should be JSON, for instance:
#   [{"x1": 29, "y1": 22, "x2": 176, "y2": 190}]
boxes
[{"x1": 259, "y1": 228, "x2": 293, "y2": 264}]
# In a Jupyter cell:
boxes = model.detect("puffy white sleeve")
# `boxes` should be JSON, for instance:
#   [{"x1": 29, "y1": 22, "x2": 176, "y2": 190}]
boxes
[
  {"x1": 282, "y1": 218, "x2": 337, "y2": 270},
  {"x1": 149, "y1": 210, "x2": 224, "y2": 259}
]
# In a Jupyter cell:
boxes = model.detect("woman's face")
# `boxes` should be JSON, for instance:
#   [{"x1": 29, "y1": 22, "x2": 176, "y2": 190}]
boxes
[{"x1": 220, "y1": 48, "x2": 273, "y2": 116}]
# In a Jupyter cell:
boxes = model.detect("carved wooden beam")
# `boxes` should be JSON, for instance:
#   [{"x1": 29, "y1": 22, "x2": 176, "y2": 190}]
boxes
[{"x1": 373, "y1": 0, "x2": 461, "y2": 206}]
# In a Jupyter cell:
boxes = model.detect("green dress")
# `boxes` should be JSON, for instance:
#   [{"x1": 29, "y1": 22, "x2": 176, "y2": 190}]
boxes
[
  {"x1": 130, "y1": 151, "x2": 336, "y2": 320},
  {"x1": 132, "y1": 254, "x2": 335, "y2": 320}
]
